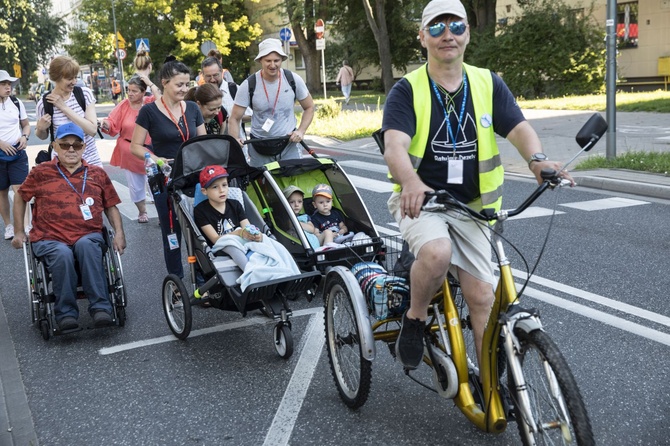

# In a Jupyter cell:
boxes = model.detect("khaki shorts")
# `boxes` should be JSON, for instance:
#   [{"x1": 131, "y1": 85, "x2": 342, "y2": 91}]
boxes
[{"x1": 388, "y1": 192, "x2": 496, "y2": 287}]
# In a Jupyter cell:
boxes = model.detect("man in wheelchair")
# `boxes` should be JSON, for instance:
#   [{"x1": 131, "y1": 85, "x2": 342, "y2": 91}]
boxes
[{"x1": 11, "y1": 123, "x2": 126, "y2": 331}]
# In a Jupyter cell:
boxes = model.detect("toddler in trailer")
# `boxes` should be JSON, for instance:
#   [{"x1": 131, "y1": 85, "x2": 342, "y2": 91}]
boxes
[
  {"x1": 283, "y1": 185, "x2": 334, "y2": 249},
  {"x1": 310, "y1": 183, "x2": 356, "y2": 244}
]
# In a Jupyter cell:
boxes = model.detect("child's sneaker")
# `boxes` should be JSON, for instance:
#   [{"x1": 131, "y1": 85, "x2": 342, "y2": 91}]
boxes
[
  {"x1": 4, "y1": 224, "x2": 14, "y2": 240},
  {"x1": 334, "y1": 232, "x2": 355, "y2": 244}
]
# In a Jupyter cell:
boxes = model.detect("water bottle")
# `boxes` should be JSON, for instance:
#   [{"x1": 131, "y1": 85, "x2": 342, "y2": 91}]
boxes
[
  {"x1": 144, "y1": 152, "x2": 158, "y2": 177},
  {"x1": 371, "y1": 277, "x2": 389, "y2": 320},
  {"x1": 157, "y1": 159, "x2": 172, "y2": 177}
]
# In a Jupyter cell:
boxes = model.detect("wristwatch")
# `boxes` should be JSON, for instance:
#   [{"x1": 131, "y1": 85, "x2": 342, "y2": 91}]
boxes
[
  {"x1": 527, "y1": 153, "x2": 548, "y2": 165},
  {"x1": 21, "y1": 134, "x2": 29, "y2": 141}
]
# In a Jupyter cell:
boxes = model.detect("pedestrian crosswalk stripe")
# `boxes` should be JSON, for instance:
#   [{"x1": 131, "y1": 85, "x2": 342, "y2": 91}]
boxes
[
  {"x1": 508, "y1": 207, "x2": 565, "y2": 220},
  {"x1": 112, "y1": 180, "x2": 158, "y2": 220},
  {"x1": 347, "y1": 175, "x2": 394, "y2": 193},
  {"x1": 339, "y1": 160, "x2": 389, "y2": 175},
  {"x1": 559, "y1": 197, "x2": 649, "y2": 211}
]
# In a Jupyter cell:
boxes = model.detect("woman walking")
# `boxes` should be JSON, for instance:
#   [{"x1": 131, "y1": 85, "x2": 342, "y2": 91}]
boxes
[
  {"x1": 130, "y1": 57, "x2": 206, "y2": 278},
  {"x1": 35, "y1": 56, "x2": 102, "y2": 166},
  {"x1": 100, "y1": 76, "x2": 154, "y2": 223}
]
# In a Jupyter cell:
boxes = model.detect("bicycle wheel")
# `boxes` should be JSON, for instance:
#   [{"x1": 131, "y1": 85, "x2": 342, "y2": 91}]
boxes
[
  {"x1": 508, "y1": 329, "x2": 594, "y2": 446},
  {"x1": 162, "y1": 274, "x2": 192, "y2": 340},
  {"x1": 324, "y1": 274, "x2": 371, "y2": 409}
]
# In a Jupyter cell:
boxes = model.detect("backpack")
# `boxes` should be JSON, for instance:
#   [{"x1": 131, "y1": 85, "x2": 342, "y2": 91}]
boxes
[
  {"x1": 36, "y1": 86, "x2": 88, "y2": 164},
  {"x1": 9, "y1": 96, "x2": 20, "y2": 112},
  {"x1": 246, "y1": 69, "x2": 297, "y2": 106}
]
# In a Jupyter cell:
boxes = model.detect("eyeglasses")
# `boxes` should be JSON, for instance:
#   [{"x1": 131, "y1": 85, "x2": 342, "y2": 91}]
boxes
[
  {"x1": 57, "y1": 141, "x2": 85, "y2": 151},
  {"x1": 425, "y1": 21, "x2": 467, "y2": 38},
  {"x1": 204, "y1": 73, "x2": 222, "y2": 80}
]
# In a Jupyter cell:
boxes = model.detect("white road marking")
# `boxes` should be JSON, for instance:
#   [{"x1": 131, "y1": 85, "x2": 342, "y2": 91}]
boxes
[
  {"x1": 338, "y1": 160, "x2": 389, "y2": 174},
  {"x1": 512, "y1": 267, "x2": 670, "y2": 328},
  {"x1": 263, "y1": 311, "x2": 325, "y2": 446},
  {"x1": 559, "y1": 197, "x2": 649, "y2": 211},
  {"x1": 112, "y1": 180, "x2": 158, "y2": 220},
  {"x1": 508, "y1": 206, "x2": 565, "y2": 220},
  {"x1": 523, "y1": 286, "x2": 670, "y2": 347},
  {"x1": 98, "y1": 307, "x2": 321, "y2": 355},
  {"x1": 347, "y1": 175, "x2": 395, "y2": 193}
]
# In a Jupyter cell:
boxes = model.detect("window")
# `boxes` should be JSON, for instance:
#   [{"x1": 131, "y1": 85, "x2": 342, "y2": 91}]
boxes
[
  {"x1": 293, "y1": 49, "x2": 305, "y2": 70},
  {"x1": 617, "y1": 2, "x2": 638, "y2": 49}
]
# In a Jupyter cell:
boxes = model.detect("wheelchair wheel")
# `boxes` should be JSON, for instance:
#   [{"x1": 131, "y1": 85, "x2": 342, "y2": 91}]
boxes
[
  {"x1": 273, "y1": 323, "x2": 293, "y2": 359},
  {"x1": 39, "y1": 320, "x2": 50, "y2": 341},
  {"x1": 116, "y1": 307, "x2": 126, "y2": 327},
  {"x1": 162, "y1": 274, "x2": 192, "y2": 339},
  {"x1": 324, "y1": 274, "x2": 371, "y2": 409}
]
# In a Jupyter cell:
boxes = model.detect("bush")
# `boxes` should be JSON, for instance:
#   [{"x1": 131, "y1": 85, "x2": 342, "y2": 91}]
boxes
[
  {"x1": 316, "y1": 98, "x2": 341, "y2": 120},
  {"x1": 468, "y1": 0, "x2": 605, "y2": 99}
]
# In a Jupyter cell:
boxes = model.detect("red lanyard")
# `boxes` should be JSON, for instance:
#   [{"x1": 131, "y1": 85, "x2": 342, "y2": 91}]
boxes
[
  {"x1": 161, "y1": 97, "x2": 190, "y2": 142},
  {"x1": 261, "y1": 72, "x2": 282, "y2": 117}
]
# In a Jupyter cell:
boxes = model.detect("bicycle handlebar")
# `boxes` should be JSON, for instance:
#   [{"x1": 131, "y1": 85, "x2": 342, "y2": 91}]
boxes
[{"x1": 422, "y1": 168, "x2": 568, "y2": 222}]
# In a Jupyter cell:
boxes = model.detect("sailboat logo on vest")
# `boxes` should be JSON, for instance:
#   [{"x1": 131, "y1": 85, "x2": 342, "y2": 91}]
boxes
[{"x1": 430, "y1": 111, "x2": 477, "y2": 161}]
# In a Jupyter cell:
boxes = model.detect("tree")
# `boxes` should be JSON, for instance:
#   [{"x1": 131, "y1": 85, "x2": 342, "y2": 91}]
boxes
[
  {"x1": 467, "y1": 0, "x2": 605, "y2": 98},
  {"x1": 66, "y1": 0, "x2": 261, "y2": 81},
  {"x1": 0, "y1": 0, "x2": 65, "y2": 88},
  {"x1": 463, "y1": 0, "x2": 498, "y2": 33}
]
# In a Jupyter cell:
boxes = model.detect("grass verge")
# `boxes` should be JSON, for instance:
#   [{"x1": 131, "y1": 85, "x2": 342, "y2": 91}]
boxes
[{"x1": 576, "y1": 151, "x2": 670, "y2": 175}]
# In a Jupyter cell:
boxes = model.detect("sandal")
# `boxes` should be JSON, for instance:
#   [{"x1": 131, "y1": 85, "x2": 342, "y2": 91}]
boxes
[{"x1": 138, "y1": 212, "x2": 149, "y2": 223}]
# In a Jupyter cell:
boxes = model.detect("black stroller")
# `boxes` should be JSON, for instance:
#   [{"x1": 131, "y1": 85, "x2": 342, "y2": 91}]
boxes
[{"x1": 160, "y1": 135, "x2": 320, "y2": 359}]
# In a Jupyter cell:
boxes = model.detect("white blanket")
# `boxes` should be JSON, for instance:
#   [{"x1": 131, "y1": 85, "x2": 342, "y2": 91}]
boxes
[{"x1": 212, "y1": 235, "x2": 301, "y2": 292}]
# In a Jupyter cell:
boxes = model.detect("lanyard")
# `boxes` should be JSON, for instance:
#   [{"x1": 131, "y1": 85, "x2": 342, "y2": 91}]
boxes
[
  {"x1": 261, "y1": 72, "x2": 282, "y2": 117},
  {"x1": 56, "y1": 164, "x2": 87, "y2": 203},
  {"x1": 161, "y1": 97, "x2": 190, "y2": 142},
  {"x1": 430, "y1": 73, "x2": 468, "y2": 154}
]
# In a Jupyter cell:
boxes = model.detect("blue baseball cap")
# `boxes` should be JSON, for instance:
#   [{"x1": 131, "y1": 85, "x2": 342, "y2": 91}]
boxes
[{"x1": 55, "y1": 122, "x2": 85, "y2": 141}]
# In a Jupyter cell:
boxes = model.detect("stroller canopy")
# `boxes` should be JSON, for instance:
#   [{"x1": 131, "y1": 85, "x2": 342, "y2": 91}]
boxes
[{"x1": 170, "y1": 135, "x2": 264, "y2": 191}]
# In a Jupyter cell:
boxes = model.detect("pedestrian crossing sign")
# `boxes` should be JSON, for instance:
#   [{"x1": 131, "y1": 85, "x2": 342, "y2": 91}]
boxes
[{"x1": 135, "y1": 38, "x2": 150, "y2": 53}]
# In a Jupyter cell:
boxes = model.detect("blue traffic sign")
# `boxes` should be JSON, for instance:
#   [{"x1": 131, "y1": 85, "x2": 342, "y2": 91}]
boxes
[
  {"x1": 135, "y1": 38, "x2": 150, "y2": 53},
  {"x1": 279, "y1": 27, "x2": 292, "y2": 42}
]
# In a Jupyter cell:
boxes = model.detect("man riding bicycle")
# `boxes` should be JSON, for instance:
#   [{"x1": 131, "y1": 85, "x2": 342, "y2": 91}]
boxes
[{"x1": 382, "y1": 0, "x2": 572, "y2": 370}]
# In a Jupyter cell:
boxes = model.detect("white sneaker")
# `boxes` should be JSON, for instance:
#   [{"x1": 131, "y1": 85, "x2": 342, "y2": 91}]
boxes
[{"x1": 4, "y1": 224, "x2": 14, "y2": 240}]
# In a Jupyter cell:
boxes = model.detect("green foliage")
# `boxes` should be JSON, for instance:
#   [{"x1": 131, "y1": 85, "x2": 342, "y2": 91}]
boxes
[
  {"x1": 467, "y1": 0, "x2": 605, "y2": 99},
  {"x1": 315, "y1": 98, "x2": 341, "y2": 120},
  {"x1": 325, "y1": 0, "x2": 424, "y2": 77},
  {"x1": 0, "y1": 0, "x2": 65, "y2": 88},
  {"x1": 65, "y1": 0, "x2": 261, "y2": 81}
]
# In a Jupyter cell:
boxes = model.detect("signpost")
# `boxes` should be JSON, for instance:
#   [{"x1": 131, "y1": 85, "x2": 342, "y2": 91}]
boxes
[
  {"x1": 200, "y1": 40, "x2": 217, "y2": 57},
  {"x1": 315, "y1": 19, "x2": 326, "y2": 98},
  {"x1": 279, "y1": 27, "x2": 292, "y2": 58},
  {"x1": 135, "y1": 38, "x2": 150, "y2": 53},
  {"x1": 116, "y1": 49, "x2": 127, "y2": 60}
]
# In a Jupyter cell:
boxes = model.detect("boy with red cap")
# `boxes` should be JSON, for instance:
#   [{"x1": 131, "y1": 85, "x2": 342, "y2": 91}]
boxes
[{"x1": 193, "y1": 165, "x2": 261, "y2": 248}]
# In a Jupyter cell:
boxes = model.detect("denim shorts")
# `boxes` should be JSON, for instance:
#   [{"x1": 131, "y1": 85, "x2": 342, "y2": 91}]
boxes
[{"x1": 0, "y1": 149, "x2": 29, "y2": 190}]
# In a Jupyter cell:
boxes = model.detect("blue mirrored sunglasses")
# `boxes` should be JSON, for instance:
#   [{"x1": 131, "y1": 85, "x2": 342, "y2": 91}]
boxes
[{"x1": 426, "y1": 21, "x2": 467, "y2": 37}]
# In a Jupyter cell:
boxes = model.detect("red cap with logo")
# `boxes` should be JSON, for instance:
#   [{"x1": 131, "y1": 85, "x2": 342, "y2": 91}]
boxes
[{"x1": 199, "y1": 165, "x2": 229, "y2": 188}]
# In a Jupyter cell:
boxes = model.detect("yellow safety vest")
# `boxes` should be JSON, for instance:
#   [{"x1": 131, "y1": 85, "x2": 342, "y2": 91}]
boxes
[{"x1": 391, "y1": 63, "x2": 504, "y2": 212}]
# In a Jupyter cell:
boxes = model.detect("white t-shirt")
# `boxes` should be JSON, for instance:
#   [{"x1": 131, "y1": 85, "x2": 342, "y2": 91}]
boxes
[
  {"x1": 36, "y1": 87, "x2": 102, "y2": 166},
  {"x1": 0, "y1": 97, "x2": 27, "y2": 146}
]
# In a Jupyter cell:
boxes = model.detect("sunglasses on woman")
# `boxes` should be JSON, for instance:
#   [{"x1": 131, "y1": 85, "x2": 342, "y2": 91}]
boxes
[{"x1": 425, "y1": 21, "x2": 467, "y2": 38}]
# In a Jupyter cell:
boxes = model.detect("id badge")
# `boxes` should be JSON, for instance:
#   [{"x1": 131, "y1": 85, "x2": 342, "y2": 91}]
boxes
[
  {"x1": 80, "y1": 204, "x2": 93, "y2": 221},
  {"x1": 261, "y1": 118, "x2": 275, "y2": 132},
  {"x1": 447, "y1": 159, "x2": 464, "y2": 184},
  {"x1": 167, "y1": 233, "x2": 179, "y2": 250}
]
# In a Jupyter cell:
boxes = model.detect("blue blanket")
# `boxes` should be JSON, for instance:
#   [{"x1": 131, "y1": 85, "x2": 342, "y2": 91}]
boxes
[{"x1": 212, "y1": 235, "x2": 301, "y2": 291}]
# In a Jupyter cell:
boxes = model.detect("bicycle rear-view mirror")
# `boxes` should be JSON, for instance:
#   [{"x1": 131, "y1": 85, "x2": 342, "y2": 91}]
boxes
[{"x1": 575, "y1": 113, "x2": 608, "y2": 151}]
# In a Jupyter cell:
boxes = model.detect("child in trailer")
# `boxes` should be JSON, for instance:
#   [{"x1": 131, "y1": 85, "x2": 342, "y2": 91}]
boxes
[
  {"x1": 283, "y1": 185, "x2": 334, "y2": 249},
  {"x1": 310, "y1": 183, "x2": 355, "y2": 244}
]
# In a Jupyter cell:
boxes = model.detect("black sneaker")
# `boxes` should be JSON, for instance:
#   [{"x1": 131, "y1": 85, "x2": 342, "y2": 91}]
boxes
[
  {"x1": 395, "y1": 311, "x2": 425, "y2": 369},
  {"x1": 57, "y1": 316, "x2": 79, "y2": 331},
  {"x1": 92, "y1": 310, "x2": 113, "y2": 328}
]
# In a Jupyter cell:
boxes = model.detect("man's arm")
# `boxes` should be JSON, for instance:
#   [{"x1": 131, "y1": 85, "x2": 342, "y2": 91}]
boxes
[
  {"x1": 291, "y1": 95, "x2": 314, "y2": 143},
  {"x1": 104, "y1": 206, "x2": 126, "y2": 254},
  {"x1": 11, "y1": 194, "x2": 28, "y2": 249},
  {"x1": 383, "y1": 129, "x2": 432, "y2": 219},
  {"x1": 228, "y1": 104, "x2": 247, "y2": 146}
]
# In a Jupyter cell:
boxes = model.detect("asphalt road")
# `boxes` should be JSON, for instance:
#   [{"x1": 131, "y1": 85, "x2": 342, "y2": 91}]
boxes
[{"x1": 2, "y1": 101, "x2": 670, "y2": 445}]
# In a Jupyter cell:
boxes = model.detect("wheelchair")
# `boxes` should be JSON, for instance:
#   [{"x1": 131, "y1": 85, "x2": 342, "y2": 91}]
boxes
[{"x1": 22, "y1": 227, "x2": 127, "y2": 340}]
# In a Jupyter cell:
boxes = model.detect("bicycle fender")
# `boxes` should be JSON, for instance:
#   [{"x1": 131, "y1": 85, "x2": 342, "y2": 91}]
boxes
[
  {"x1": 513, "y1": 316, "x2": 543, "y2": 336},
  {"x1": 325, "y1": 265, "x2": 376, "y2": 361}
]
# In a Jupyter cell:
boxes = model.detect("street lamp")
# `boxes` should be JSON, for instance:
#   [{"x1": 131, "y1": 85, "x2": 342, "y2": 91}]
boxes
[{"x1": 111, "y1": 0, "x2": 126, "y2": 100}]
